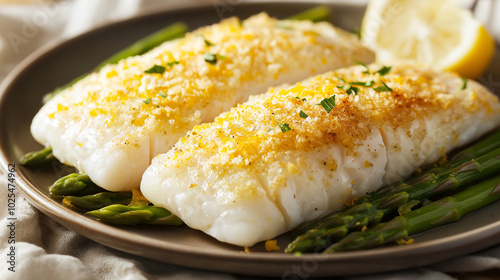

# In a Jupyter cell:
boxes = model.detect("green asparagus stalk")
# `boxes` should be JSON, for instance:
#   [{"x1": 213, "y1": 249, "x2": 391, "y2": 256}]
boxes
[
  {"x1": 19, "y1": 147, "x2": 57, "y2": 167},
  {"x1": 296, "y1": 146, "x2": 500, "y2": 233},
  {"x1": 287, "y1": 5, "x2": 331, "y2": 22},
  {"x1": 285, "y1": 147, "x2": 500, "y2": 253},
  {"x1": 63, "y1": 192, "x2": 132, "y2": 211},
  {"x1": 43, "y1": 22, "x2": 188, "y2": 103},
  {"x1": 370, "y1": 147, "x2": 500, "y2": 202},
  {"x1": 323, "y1": 175, "x2": 500, "y2": 253},
  {"x1": 286, "y1": 203, "x2": 385, "y2": 253},
  {"x1": 450, "y1": 129, "x2": 500, "y2": 162},
  {"x1": 49, "y1": 173, "x2": 105, "y2": 197},
  {"x1": 85, "y1": 189, "x2": 182, "y2": 226}
]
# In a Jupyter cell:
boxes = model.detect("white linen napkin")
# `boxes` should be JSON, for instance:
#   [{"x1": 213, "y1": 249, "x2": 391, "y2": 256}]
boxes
[{"x1": 1, "y1": 1, "x2": 499, "y2": 279}]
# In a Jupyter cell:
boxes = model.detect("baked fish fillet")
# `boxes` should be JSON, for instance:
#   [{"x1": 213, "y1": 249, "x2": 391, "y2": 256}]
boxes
[
  {"x1": 31, "y1": 13, "x2": 374, "y2": 191},
  {"x1": 141, "y1": 64, "x2": 500, "y2": 247}
]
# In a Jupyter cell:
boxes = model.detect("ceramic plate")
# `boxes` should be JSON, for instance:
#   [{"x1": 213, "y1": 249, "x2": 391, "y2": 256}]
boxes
[{"x1": 1, "y1": 1, "x2": 500, "y2": 277}]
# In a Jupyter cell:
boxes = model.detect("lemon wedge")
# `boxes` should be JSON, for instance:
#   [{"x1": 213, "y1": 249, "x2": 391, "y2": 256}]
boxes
[{"x1": 361, "y1": 0, "x2": 496, "y2": 78}]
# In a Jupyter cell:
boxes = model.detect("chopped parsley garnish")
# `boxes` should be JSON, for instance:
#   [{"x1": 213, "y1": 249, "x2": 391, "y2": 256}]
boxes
[
  {"x1": 158, "y1": 92, "x2": 167, "y2": 98},
  {"x1": 204, "y1": 52, "x2": 217, "y2": 65},
  {"x1": 278, "y1": 122, "x2": 291, "y2": 133},
  {"x1": 374, "y1": 81, "x2": 393, "y2": 92},
  {"x1": 461, "y1": 78, "x2": 468, "y2": 90},
  {"x1": 350, "y1": 80, "x2": 374, "y2": 87},
  {"x1": 166, "y1": 60, "x2": 180, "y2": 67},
  {"x1": 336, "y1": 84, "x2": 359, "y2": 95},
  {"x1": 299, "y1": 110, "x2": 308, "y2": 118},
  {"x1": 355, "y1": 61, "x2": 371, "y2": 74},
  {"x1": 143, "y1": 98, "x2": 152, "y2": 105},
  {"x1": 319, "y1": 95, "x2": 336, "y2": 113},
  {"x1": 144, "y1": 65, "x2": 166, "y2": 74},
  {"x1": 376, "y1": 66, "x2": 392, "y2": 76},
  {"x1": 294, "y1": 96, "x2": 307, "y2": 101}
]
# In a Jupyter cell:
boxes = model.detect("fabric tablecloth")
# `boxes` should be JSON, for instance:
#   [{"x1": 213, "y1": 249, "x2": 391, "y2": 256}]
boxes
[{"x1": 1, "y1": 0, "x2": 500, "y2": 279}]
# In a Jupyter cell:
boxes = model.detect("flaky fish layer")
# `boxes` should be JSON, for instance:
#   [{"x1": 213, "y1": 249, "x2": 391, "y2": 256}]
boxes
[
  {"x1": 31, "y1": 13, "x2": 374, "y2": 191},
  {"x1": 141, "y1": 64, "x2": 500, "y2": 246}
]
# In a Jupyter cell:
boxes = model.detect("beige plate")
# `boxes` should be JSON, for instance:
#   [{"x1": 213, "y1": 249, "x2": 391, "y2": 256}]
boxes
[{"x1": 1, "y1": 1, "x2": 500, "y2": 278}]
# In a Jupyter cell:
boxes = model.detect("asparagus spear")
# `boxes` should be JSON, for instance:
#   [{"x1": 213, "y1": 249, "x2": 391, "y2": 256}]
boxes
[
  {"x1": 86, "y1": 189, "x2": 182, "y2": 226},
  {"x1": 49, "y1": 173, "x2": 105, "y2": 197},
  {"x1": 323, "y1": 175, "x2": 500, "y2": 253},
  {"x1": 43, "y1": 22, "x2": 188, "y2": 103},
  {"x1": 51, "y1": 174, "x2": 180, "y2": 226},
  {"x1": 19, "y1": 147, "x2": 57, "y2": 167},
  {"x1": 286, "y1": 147, "x2": 500, "y2": 253},
  {"x1": 296, "y1": 146, "x2": 500, "y2": 233},
  {"x1": 287, "y1": 5, "x2": 331, "y2": 22},
  {"x1": 63, "y1": 192, "x2": 132, "y2": 211},
  {"x1": 450, "y1": 129, "x2": 500, "y2": 162},
  {"x1": 22, "y1": 23, "x2": 189, "y2": 167}
]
